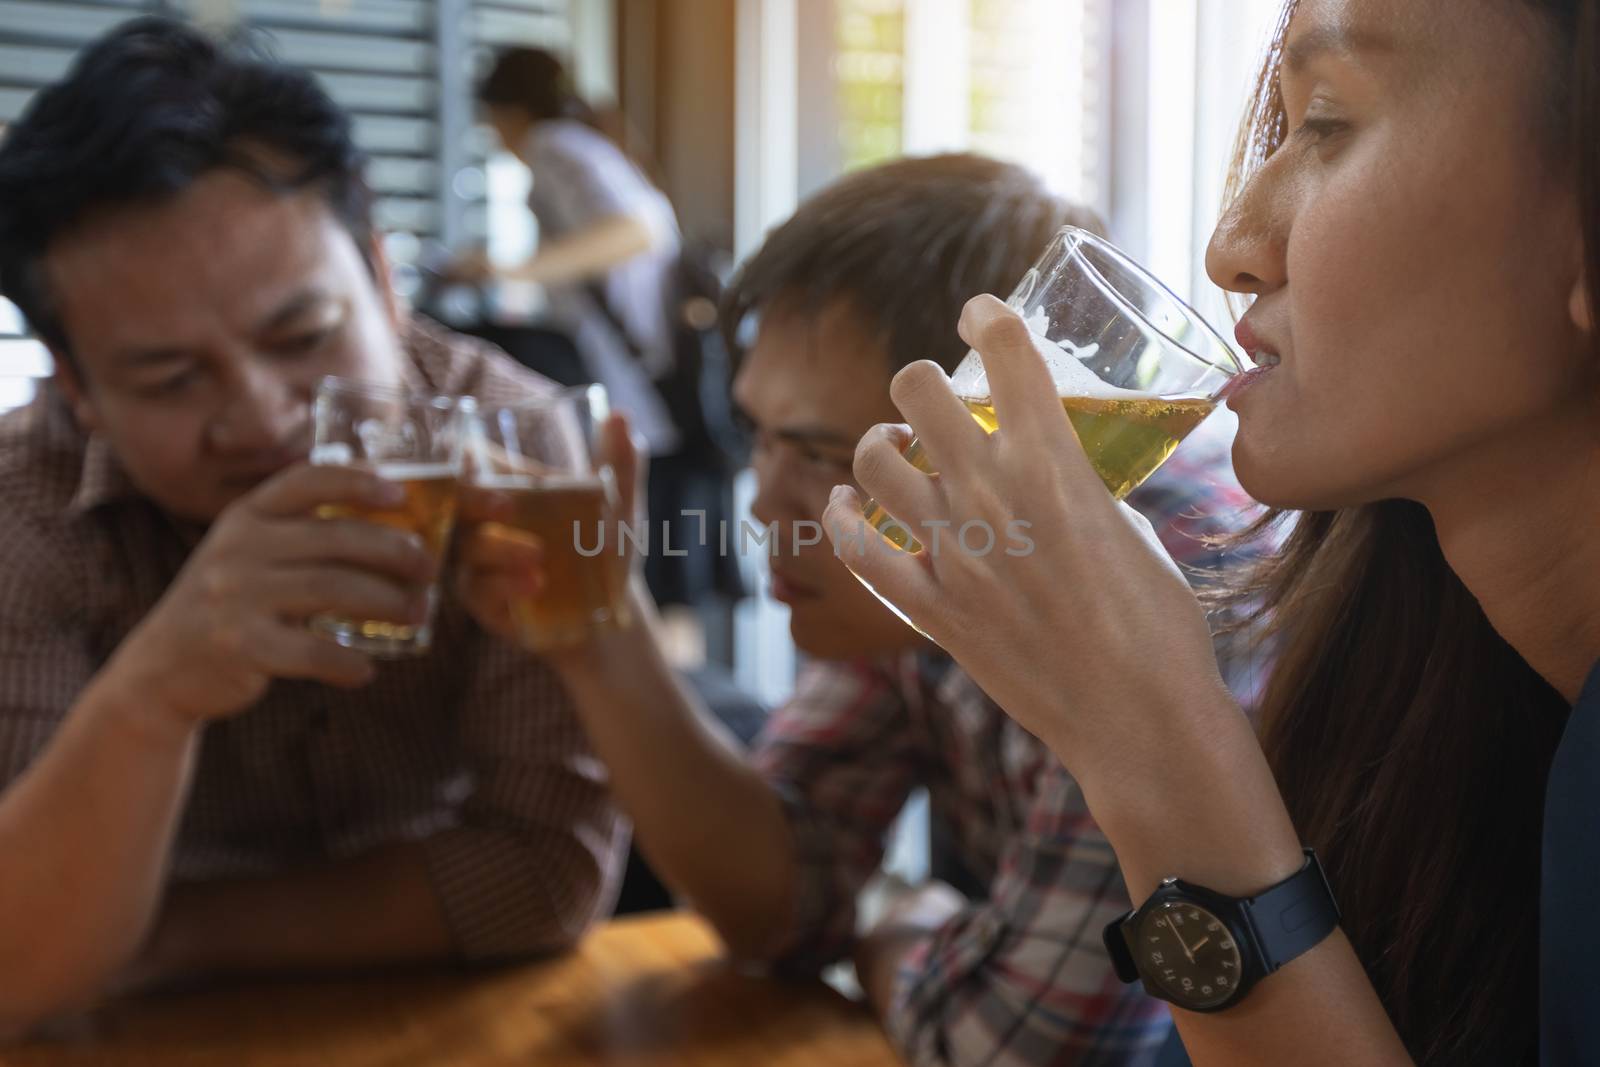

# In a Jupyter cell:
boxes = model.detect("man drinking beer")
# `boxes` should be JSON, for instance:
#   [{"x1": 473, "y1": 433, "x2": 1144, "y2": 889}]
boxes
[
  {"x1": 459, "y1": 154, "x2": 1268, "y2": 1066},
  {"x1": 0, "y1": 18, "x2": 624, "y2": 1033}
]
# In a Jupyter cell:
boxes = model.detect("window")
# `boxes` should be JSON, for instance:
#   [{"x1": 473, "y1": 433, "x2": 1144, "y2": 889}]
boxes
[
  {"x1": 825, "y1": 0, "x2": 1109, "y2": 215},
  {"x1": 966, "y1": 0, "x2": 1107, "y2": 209},
  {"x1": 834, "y1": 0, "x2": 905, "y2": 171},
  {"x1": 0, "y1": 296, "x2": 47, "y2": 410}
]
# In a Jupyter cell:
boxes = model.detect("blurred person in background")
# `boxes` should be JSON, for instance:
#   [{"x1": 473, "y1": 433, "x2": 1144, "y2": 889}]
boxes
[
  {"x1": 459, "y1": 153, "x2": 1269, "y2": 1067},
  {"x1": 448, "y1": 46, "x2": 680, "y2": 460},
  {"x1": 0, "y1": 18, "x2": 624, "y2": 1035},
  {"x1": 454, "y1": 45, "x2": 745, "y2": 617}
]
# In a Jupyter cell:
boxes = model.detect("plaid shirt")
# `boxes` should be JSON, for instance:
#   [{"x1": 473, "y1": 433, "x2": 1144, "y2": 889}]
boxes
[
  {"x1": 751, "y1": 418, "x2": 1265, "y2": 1067},
  {"x1": 0, "y1": 317, "x2": 626, "y2": 959}
]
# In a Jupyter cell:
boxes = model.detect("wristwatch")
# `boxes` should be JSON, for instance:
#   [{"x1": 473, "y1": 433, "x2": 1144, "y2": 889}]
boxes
[{"x1": 1103, "y1": 848, "x2": 1339, "y2": 1013}]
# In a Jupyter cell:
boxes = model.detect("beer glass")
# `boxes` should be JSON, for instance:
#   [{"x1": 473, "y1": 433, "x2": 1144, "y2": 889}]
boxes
[
  {"x1": 309, "y1": 377, "x2": 469, "y2": 656},
  {"x1": 466, "y1": 385, "x2": 631, "y2": 652},
  {"x1": 862, "y1": 226, "x2": 1244, "y2": 551}
]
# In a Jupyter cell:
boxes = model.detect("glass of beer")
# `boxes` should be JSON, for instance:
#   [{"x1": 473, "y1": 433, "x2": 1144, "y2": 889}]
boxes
[
  {"x1": 309, "y1": 377, "x2": 470, "y2": 657},
  {"x1": 465, "y1": 385, "x2": 631, "y2": 652},
  {"x1": 862, "y1": 226, "x2": 1244, "y2": 551}
]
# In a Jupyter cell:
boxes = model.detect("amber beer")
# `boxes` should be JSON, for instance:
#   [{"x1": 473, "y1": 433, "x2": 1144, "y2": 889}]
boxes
[
  {"x1": 313, "y1": 462, "x2": 460, "y2": 653},
  {"x1": 862, "y1": 393, "x2": 1217, "y2": 551},
  {"x1": 849, "y1": 225, "x2": 1242, "y2": 646},
  {"x1": 477, "y1": 474, "x2": 631, "y2": 651}
]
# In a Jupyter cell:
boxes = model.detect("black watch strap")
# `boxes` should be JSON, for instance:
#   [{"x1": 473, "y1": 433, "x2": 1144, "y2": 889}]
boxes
[
  {"x1": 1241, "y1": 848, "x2": 1341, "y2": 973},
  {"x1": 1105, "y1": 913, "x2": 1139, "y2": 983}
]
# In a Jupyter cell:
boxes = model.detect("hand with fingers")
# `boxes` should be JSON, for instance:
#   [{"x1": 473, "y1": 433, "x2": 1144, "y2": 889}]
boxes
[
  {"x1": 822, "y1": 294, "x2": 1232, "y2": 764},
  {"x1": 108, "y1": 464, "x2": 442, "y2": 729}
]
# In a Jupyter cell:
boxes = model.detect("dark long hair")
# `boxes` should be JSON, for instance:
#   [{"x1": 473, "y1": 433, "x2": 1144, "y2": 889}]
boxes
[{"x1": 1227, "y1": 2, "x2": 1597, "y2": 1063}]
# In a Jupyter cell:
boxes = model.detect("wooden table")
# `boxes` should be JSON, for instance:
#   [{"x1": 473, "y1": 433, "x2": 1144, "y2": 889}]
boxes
[{"x1": 1, "y1": 913, "x2": 900, "y2": 1066}]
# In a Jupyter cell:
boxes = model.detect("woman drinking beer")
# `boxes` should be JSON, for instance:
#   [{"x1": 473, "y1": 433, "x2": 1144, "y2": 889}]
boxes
[{"x1": 825, "y1": 0, "x2": 1598, "y2": 1063}]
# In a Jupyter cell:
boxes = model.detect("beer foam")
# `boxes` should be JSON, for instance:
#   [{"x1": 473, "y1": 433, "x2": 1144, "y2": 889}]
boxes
[
  {"x1": 311, "y1": 442, "x2": 354, "y2": 466},
  {"x1": 951, "y1": 309, "x2": 1158, "y2": 403},
  {"x1": 374, "y1": 462, "x2": 457, "y2": 481},
  {"x1": 474, "y1": 473, "x2": 605, "y2": 491}
]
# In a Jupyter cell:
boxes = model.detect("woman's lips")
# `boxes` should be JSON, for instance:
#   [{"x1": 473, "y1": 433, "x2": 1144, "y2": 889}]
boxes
[
  {"x1": 1219, "y1": 363, "x2": 1274, "y2": 405},
  {"x1": 1233, "y1": 318, "x2": 1281, "y2": 368},
  {"x1": 1234, "y1": 317, "x2": 1262, "y2": 355},
  {"x1": 1223, "y1": 317, "x2": 1282, "y2": 409}
]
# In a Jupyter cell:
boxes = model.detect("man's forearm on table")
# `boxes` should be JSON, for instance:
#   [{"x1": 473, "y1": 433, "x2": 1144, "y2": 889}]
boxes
[
  {"x1": 0, "y1": 677, "x2": 200, "y2": 1034},
  {"x1": 136, "y1": 840, "x2": 456, "y2": 984},
  {"x1": 555, "y1": 621, "x2": 798, "y2": 960}
]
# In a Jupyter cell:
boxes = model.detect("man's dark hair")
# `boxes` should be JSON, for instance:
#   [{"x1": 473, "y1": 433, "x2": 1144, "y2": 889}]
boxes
[
  {"x1": 0, "y1": 16, "x2": 373, "y2": 356},
  {"x1": 721, "y1": 153, "x2": 1107, "y2": 375}
]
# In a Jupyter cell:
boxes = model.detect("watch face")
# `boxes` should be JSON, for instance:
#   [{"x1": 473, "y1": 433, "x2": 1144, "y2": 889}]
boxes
[{"x1": 1134, "y1": 900, "x2": 1244, "y2": 1010}]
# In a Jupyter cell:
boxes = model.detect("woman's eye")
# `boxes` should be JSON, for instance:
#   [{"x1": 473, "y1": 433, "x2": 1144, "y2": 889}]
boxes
[{"x1": 1295, "y1": 116, "x2": 1349, "y2": 145}]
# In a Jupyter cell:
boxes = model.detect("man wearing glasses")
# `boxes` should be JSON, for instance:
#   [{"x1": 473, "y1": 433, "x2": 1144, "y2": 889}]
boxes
[{"x1": 461, "y1": 154, "x2": 1267, "y2": 1066}]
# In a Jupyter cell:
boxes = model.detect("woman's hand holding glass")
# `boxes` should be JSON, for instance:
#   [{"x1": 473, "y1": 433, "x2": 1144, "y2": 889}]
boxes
[{"x1": 823, "y1": 294, "x2": 1234, "y2": 773}]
